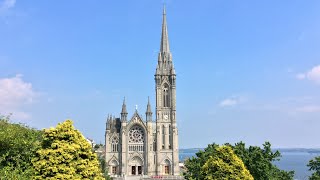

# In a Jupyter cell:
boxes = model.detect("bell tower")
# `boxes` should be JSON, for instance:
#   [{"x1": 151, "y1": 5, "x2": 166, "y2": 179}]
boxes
[{"x1": 155, "y1": 6, "x2": 179, "y2": 176}]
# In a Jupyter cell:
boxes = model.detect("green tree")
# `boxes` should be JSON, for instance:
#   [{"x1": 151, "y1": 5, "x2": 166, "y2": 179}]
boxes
[
  {"x1": 32, "y1": 120, "x2": 104, "y2": 180},
  {"x1": 184, "y1": 142, "x2": 294, "y2": 180},
  {"x1": 0, "y1": 115, "x2": 42, "y2": 179},
  {"x1": 308, "y1": 156, "x2": 320, "y2": 180},
  {"x1": 94, "y1": 143, "x2": 104, "y2": 150},
  {"x1": 231, "y1": 142, "x2": 294, "y2": 180},
  {"x1": 184, "y1": 143, "x2": 219, "y2": 179},
  {"x1": 201, "y1": 146, "x2": 253, "y2": 180}
]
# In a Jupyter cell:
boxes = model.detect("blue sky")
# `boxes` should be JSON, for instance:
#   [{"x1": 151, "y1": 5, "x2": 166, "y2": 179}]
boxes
[{"x1": 1, "y1": 0, "x2": 320, "y2": 148}]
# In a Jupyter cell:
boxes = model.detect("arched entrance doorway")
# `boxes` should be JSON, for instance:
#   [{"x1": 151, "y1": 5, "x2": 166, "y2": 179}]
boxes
[{"x1": 129, "y1": 156, "x2": 144, "y2": 175}]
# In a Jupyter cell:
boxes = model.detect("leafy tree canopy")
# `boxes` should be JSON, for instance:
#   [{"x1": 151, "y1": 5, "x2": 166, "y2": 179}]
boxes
[
  {"x1": 0, "y1": 115, "x2": 42, "y2": 179},
  {"x1": 32, "y1": 120, "x2": 104, "y2": 180},
  {"x1": 308, "y1": 156, "x2": 320, "y2": 180},
  {"x1": 184, "y1": 143, "x2": 219, "y2": 179},
  {"x1": 231, "y1": 142, "x2": 294, "y2": 180},
  {"x1": 184, "y1": 142, "x2": 294, "y2": 180},
  {"x1": 201, "y1": 146, "x2": 253, "y2": 180}
]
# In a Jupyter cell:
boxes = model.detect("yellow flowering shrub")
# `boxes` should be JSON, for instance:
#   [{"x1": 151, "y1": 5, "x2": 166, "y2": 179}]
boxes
[
  {"x1": 201, "y1": 146, "x2": 253, "y2": 180},
  {"x1": 32, "y1": 120, "x2": 104, "y2": 180}
]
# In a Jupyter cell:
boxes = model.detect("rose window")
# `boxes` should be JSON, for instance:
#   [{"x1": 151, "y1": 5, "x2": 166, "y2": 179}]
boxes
[{"x1": 129, "y1": 126, "x2": 144, "y2": 143}]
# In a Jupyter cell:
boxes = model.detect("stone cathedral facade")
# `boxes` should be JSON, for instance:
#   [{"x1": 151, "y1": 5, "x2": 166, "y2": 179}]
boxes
[{"x1": 105, "y1": 7, "x2": 180, "y2": 177}]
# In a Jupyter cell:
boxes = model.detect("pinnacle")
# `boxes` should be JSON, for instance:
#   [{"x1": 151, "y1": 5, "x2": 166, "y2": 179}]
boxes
[{"x1": 160, "y1": 5, "x2": 170, "y2": 53}]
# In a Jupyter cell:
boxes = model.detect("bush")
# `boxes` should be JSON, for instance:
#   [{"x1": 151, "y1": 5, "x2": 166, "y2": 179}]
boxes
[
  {"x1": 32, "y1": 120, "x2": 104, "y2": 180},
  {"x1": 201, "y1": 146, "x2": 253, "y2": 180},
  {"x1": 0, "y1": 115, "x2": 42, "y2": 179}
]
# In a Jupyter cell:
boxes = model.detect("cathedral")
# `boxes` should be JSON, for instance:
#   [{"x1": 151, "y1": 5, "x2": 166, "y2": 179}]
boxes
[{"x1": 105, "y1": 7, "x2": 180, "y2": 177}]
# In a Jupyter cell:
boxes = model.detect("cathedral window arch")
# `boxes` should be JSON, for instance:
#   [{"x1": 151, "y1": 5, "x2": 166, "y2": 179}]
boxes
[
  {"x1": 128, "y1": 125, "x2": 145, "y2": 152},
  {"x1": 163, "y1": 83, "x2": 170, "y2": 107},
  {"x1": 111, "y1": 135, "x2": 119, "y2": 152}
]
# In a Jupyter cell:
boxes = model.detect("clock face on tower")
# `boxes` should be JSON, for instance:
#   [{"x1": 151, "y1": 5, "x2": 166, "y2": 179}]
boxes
[{"x1": 164, "y1": 115, "x2": 168, "y2": 120}]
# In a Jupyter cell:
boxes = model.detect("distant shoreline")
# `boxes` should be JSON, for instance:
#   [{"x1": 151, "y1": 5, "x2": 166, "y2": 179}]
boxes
[{"x1": 180, "y1": 148, "x2": 320, "y2": 154}]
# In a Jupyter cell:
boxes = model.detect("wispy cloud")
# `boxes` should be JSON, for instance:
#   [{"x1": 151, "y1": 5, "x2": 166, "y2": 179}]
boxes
[
  {"x1": 296, "y1": 65, "x2": 320, "y2": 84},
  {"x1": 0, "y1": 74, "x2": 37, "y2": 120},
  {"x1": 219, "y1": 96, "x2": 246, "y2": 107},
  {"x1": 0, "y1": 0, "x2": 16, "y2": 13}
]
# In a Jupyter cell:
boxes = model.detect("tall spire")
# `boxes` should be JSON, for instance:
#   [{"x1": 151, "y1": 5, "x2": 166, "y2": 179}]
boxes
[
  {"x1": 121, "y1": 97, "x2": 127, "y2": 114},
  {"x1": 160, "y1": 5, "x2": 170, "y2": 53}
]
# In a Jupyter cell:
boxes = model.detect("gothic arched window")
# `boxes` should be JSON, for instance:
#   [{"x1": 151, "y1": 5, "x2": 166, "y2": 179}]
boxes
[
  {"x1": 163, "y1": 83, "x2": 170, "y2": 107},
  {"x1": 111, "y1": 135, "x2": 119, "y2": 152}
]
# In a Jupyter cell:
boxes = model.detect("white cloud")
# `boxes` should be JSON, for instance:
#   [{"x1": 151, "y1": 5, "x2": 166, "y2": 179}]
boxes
[
  {"x1": 0, "y1": 0, "x2": 16, "y2": 13},
  {"x1": 219, "y1": 96, "x2": 246, "y2": 107},
  {"x1": 307, "y1": 66, "x2": 320, "y2": 84},
  {"x1": 220, "y1": 99, "x2": 237, "y2": 107},
  {"x1": 296, "y1": 105, "x2": 320, "y2": 113},
  {"x1": 296, "y1": 65, "x2": 320, "y2": 84},
  {"x1": 0, "y1": 74, "x2": 37, "y2": 120}
]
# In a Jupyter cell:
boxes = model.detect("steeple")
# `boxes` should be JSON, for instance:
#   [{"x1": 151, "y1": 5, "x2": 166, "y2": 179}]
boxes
[
  {"x1": 121, "y1": 97, "x2": 128, "y2": 122},
  {"x1": 156, "y1": 5, "x2": 174, "y2": 76},
  {"x1": 160, "y1": 5, "x2": 170, "y2": 53},
  {"x1": 146, "y1": 97, "x2": 152, "y2": 114},
  {"x1": 146, "y1": 97, "x2": 152, "y2": 121}
]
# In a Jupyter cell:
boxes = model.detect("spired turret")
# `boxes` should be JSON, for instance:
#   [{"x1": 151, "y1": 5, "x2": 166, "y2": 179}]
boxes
[
  {"x1": 121, "y1": 97, "x2": 128, "y2": 122},
  {"x1": 146, "y1": 97, "x2": 153, "y2": 122},
  {"x1": 106, "y1": 114, "x2": 111, "y2": 130}
]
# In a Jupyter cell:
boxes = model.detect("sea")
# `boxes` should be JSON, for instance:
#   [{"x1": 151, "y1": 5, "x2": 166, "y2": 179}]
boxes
[{"x1": 179, "y1": 148, "x2": 320, "y2": 180}]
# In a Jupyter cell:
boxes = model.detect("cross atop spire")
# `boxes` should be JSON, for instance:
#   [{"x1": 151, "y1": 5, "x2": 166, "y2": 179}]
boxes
[{"x1": 160, "y1": 5, "x2": 170, "y2": 53}]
